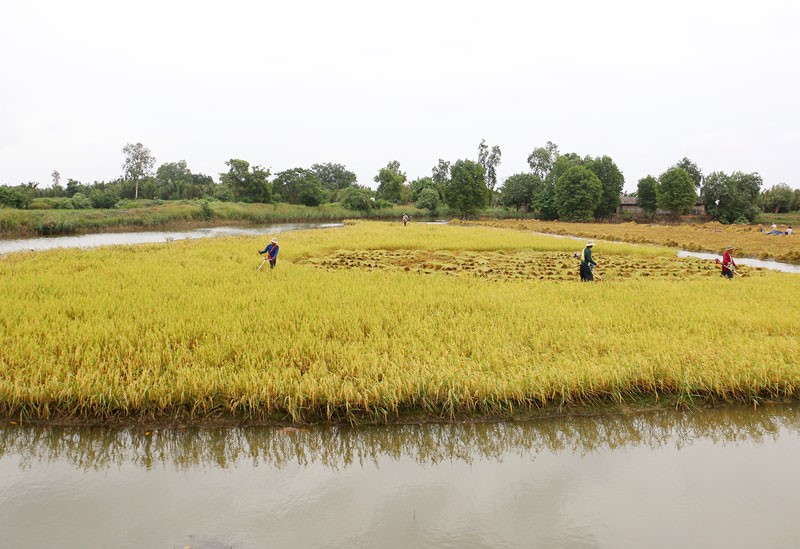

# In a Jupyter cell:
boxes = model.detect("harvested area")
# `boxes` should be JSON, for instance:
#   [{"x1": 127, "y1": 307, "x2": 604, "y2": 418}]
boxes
[{"x1": 301, "y1": 249, "x2": 762, "y2": 281}]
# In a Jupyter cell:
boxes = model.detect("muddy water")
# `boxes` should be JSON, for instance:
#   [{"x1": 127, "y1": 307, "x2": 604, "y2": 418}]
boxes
[
  {"x1": 0, "y1": 223, "x2": 343, "y2": 255},
  {"x1": 2, "y1": 406, "x2": 799, "y2": 548}
]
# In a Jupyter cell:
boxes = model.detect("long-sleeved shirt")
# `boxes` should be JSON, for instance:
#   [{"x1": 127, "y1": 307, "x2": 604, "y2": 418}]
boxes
[
  {"x1": 259, "y1": 243, "x2": 279, "y2": 259},
  {"x1": 583, "y1": 246, "x2": 596, "y2": 266}
]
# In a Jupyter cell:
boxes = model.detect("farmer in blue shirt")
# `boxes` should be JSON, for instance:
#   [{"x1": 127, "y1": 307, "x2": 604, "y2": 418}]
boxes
[{"x1": 258, "y1": 238, "x2": 280, "y2": 269}]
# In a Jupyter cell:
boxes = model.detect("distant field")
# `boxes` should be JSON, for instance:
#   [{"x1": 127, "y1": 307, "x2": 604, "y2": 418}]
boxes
[
  {"x1": 1, "y1": 221, "x2": 798, "y2": 424},
  {"x1": 465, "y1": 218, "x2": 800, "y2": 264}
]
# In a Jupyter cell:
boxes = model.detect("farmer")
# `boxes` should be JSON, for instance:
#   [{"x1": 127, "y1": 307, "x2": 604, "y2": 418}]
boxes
[
  {"x1": 787, "y1": 226, "x2": 793, "y2": 236},
  {"x1": 721, "y1": 245, "x2": 736, "y2": 279},
  {"x1": 402, "y1": 214, "x2": 409, "y2": 227},
  {"x1": 580, "y1": 241, "x2": 597, "y2": 282},
  {"x1": 258, "y1": 238, "x2": 280, "y2": 269}
]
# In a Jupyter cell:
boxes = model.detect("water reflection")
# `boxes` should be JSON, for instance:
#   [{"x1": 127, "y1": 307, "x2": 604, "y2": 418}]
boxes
[{"x1": 2, "y1": 405, "x2": 794, "y2": 472}]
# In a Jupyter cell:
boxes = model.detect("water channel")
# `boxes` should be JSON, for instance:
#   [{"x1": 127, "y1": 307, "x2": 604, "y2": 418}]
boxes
[{"x1": 2, "y1": 406, "x2": 799, "y2": 548}]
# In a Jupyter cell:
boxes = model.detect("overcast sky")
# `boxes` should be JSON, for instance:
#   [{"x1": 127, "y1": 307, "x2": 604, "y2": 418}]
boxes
[{"x1": 2, "y1": 0, "x2": 799, "y2": 193}]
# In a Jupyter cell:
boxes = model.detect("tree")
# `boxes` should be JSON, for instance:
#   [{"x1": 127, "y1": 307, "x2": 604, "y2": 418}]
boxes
[
  {"x1": 701, "y1": 171, "x2": 762, "y2": 223},
  {"x1": 431, "y1": 159, "x2": 450, "y2": 200},
  {"x1": 478, "y1": 139, "x2": 502, "y2": 197},
  {"x1": 51, "y1": 170, "x2": 61, "y2": 188},
  {"x1": 444, "y1": 159, "x2": 488, "y2": 218},
  {"x1": 675, "y1": 157, "x2": 703, "y2": 189},
  {"x1": 220, "y1": 159, "x2": 272, "y2": 203},
  {"x1": 374, "y1": 161, "x2": 406, "y2": 203},
  {"x1": 272, "y1": 168, "x2": 326, "y2": 206},
  {"x1": 415, "y1": 186, "x2": 439, "y2": 214},
  {"x1": 554, "y1": 166, "x2": 602, "y2": 221},
  {"x1": 311, "y1": 163, "x2": 357, "y2": 191},
  {"x1": 0, "y1": 186, "x2": 31, "y2": 208},
  {"x1": 636, "y1": 175, "x2": 659, "y2": 218},
  {"x1": 409, "y1": 177, "x2": 437, "y2": 202},
  {"x1": 155, "y1": 160, "x2": 193, "y2": 200},
  {"x1": 65, "y1": 178, "x2": 84, "y2": 198},
  {"x1": 760, "y1": 183, "x2": 794, "y2": 213},
  {"x1": 122, "y1": 142, "x2": 156, "y2": 200},
  {"x1": 657, "y1": 167, "x2": 696, "y2": 219},
  {"x1": 588, "y1": 155, "x2": 624, "y2": 218},
  {"x1": 527, "y1": 141, "x2": 559, "y2": 179},
  {"x1": 500, "y1": 173, "x2": 540, "y2": 212},
  {"x1": 340, "y1": 186, "x2": 373, "y2": 212},
  {"x1": 538, "y1": 152, "x2": 584, "y2": 220}
]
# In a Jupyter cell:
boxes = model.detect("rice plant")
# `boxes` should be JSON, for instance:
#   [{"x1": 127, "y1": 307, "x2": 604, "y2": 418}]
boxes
[{"x1": 1, "y1": 221, "x2": 798, "y2": 424}]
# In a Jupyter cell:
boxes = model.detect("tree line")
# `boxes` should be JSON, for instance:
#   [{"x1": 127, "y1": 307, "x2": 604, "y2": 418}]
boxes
[{"x1": 2, "y1": 141, "x2": 798, "y2": 223}]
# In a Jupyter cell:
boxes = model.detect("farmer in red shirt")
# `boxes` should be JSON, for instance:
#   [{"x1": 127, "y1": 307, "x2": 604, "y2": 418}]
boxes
[{"x1": 721, "y1": 245, "x2": 736, "y2": 279}]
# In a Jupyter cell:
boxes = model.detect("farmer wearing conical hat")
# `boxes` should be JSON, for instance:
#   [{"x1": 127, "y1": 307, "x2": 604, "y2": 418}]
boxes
[
  {"x1": 258, "y1": 237, "x2": 280, "y2": 270},
  {"x1": 580, "y1": 241, "x2": 597, "y2": 282},
  {"x1": 721, "y1": 245, "x2": 736, "y2": 279}
]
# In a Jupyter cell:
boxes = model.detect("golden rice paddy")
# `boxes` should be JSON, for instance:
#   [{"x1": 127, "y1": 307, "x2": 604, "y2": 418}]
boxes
[
  {"x1": 466, "y1": 218, "x2": 800, "y2": 264},
  {"x1": 1, "y1": 221, "x2": 798, "y2": 424}
]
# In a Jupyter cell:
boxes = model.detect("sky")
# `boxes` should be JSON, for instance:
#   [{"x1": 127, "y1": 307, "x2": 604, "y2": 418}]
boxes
[{"x1": 2, "y1": 0, "x2": 799, "y2": 193}]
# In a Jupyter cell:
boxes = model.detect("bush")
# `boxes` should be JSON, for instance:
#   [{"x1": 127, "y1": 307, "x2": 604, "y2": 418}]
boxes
[
  {"x1": 0, "y1": 186, "x2": 31, "y2": 209},
  {"x1": 71, "y1": 193, "x2": 92, "y2": 209}
]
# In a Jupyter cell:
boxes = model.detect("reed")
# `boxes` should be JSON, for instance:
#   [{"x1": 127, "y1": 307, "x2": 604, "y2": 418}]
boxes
[{"x1": 1, "y1": 221, "x2": 798, "y2": 424}]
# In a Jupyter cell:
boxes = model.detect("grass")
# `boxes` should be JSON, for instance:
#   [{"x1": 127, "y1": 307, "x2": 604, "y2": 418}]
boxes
[
  {"x1": 1, "y1": 221, "x2": 799, "y2": 424},
  {"x1": 0, "y1": 200, "x2": 433, "y2": 237}
]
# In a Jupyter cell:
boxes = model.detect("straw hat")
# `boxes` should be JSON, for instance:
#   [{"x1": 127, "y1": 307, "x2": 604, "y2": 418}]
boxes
[
  {"x1": 271, "y1": 238, "x2": 278, "y2": 244},
  {"x1": 725, "y1": 245, "x2": 734, "y2": 250},
  {"x1": 586, "y1": 241, "x2": 594, "y2": 247}
]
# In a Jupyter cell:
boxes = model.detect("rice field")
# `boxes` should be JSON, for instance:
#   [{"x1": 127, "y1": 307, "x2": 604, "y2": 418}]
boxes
[
  {"x1": 465, "y1": 218, "x2": 800, "y2": 264},
  {"x1": 1, "y1": 221, "x2": 798, "y2": 424}
]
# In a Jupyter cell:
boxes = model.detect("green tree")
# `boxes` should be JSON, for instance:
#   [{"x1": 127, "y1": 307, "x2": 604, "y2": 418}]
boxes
[
  {"x1": 220, "y1": 159, "x2": 272, "y2": 203},
  {"x1": 658, "y1": 167, "x2": 696, "y2": 219},
  {"x1": 538, "y1": 152, "x2": 584, "y2": 220},
  {"x1": 341, "y1": 186, "x2": 373, "y2": 212},
  {"x1": 793, "y1": 189, "x2": 800, "y2": 212},
  {"x1": 431, "y1": 159, "x2": 450, "y2": 200},
  {"x1": 675, "y1": 157, "x2": 703, "y2": 189},
  {"x1": 374, "y1": 161, "x2": 406, "y2": 203},
  {"x1": 409, "y1": 177, "x2": 437, "y2": 202},
  {"x1": 0, "y1": 186, "x2": 31, "y2": 208},
  {"x1": 478, "y1": 139, "x2": 502, "y2": 197},
  {"x1": 155, "y1": 160, "x2": 193, "y2": 200},
  {"x1": 122, "y1": 142, "x2": 156, "y2": 200},
  {"x1": 273, "y1": 168, "x2": 326, "y2": 206},
  {"x1": 311, "y1": 163, "x2": 357, "y2": 191},
  {"x1": 65, "y1": 178, "x2": 84, "y2": 198},
  {"x1": 89, "y1": 187, "x2": 119, "y2": 208},
  {"x1": 500, "y1": 173, "x2": 540, "y2": 212},
  {"x1": 527, "y1": 141, "x2": 559, "y2": 179},
  {"x1": 760, "y1": 183, "x2": 794, "y2": 213},
  {"x1": 636, "y1": 175, "x2": 659, "y2": 218},
  {"x1": 444, "y1": 159, "x2": 488, "y2": 219},
  {"x1": 701, "y1": 171, "x2": 762, "y2": 223},
  {"x1": 415, "y1": 186, "x2": 439, "y2": 214},
  {"x1": 554, "y1": 165, "x2": 602, "y2": 221},
  {"x1": 588, "y1": 155, "x2": 624, "y2": 218}
]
